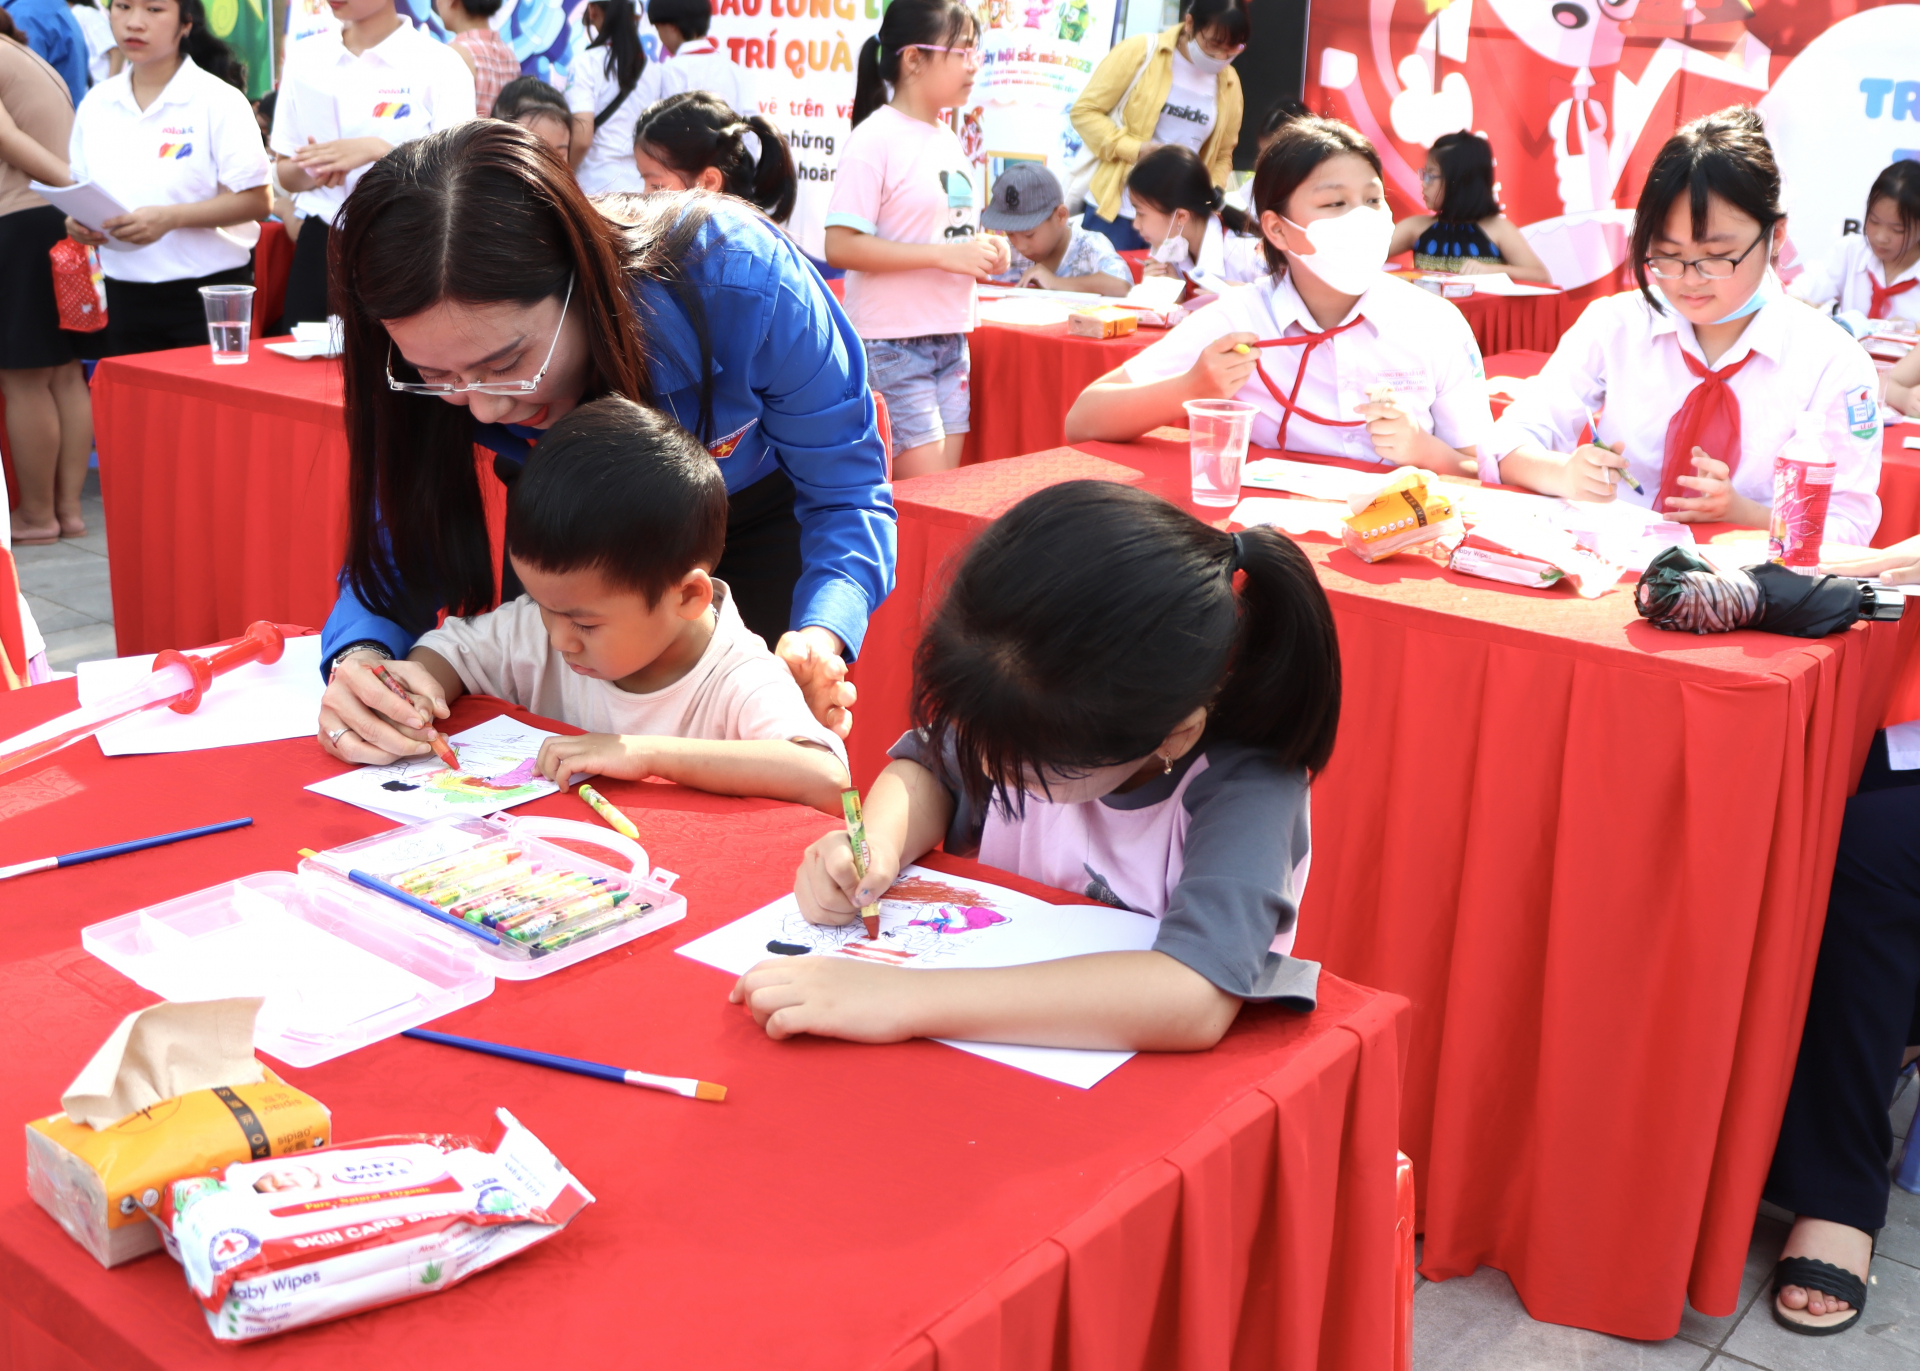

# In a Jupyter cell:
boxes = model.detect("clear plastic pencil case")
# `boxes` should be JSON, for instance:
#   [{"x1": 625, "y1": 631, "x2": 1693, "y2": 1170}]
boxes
[{"x1": 82, "y1": 816, "x2": 686, "y2": 1068}]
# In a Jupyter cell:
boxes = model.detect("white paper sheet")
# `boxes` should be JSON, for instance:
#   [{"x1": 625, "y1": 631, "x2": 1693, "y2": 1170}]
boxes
[
  {"x1": 29, "y1": 180, "x2": 135, "y2": 250},
  {"x1": 1231, "y1": 496, "x2": 1349, "y2": 538},
  {"x1": 1450, "y1": 272, "x2": 1559, "y2": 297},
  {"x1": 676, "y1": 866, "x2": 1161, "y2": 1088},
  {"x1": 1240, "y1": 457, "x2": 1384, "y2": 503},
  {"x1": 76, "y1": 635, "x2": 326, "y2": 755},
  {"x1": 977, "y1": 297, "x2": 1073, "y2": 328},
  {"x1": 305, "y1": 714, "x2": 574, "y2": 823}
]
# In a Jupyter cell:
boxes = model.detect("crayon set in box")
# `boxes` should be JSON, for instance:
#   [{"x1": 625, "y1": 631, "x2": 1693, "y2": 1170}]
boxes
[{"x1": 81, "y1": 815, "x2": 687, "y2": 1067}]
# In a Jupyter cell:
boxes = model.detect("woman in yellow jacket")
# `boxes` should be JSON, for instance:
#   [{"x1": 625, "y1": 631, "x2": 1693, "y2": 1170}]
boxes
[{"x1": 1069, "y1": 0, "x2": 1246, "y2": 251}]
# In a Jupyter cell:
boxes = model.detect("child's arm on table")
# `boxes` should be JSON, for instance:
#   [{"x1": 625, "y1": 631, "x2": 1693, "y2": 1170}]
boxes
[
  {"x1": 1064, "y1": 334, "x2": 1259, "y2": 442},
  {"x1": 534, "y1": 734, "x2": 848, "y2": 814}
]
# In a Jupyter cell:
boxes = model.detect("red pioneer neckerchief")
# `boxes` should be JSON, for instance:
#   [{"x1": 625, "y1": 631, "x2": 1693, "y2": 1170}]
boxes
[
  {"x1": 1870, "y1": 274, "x2": 1917, "y2": 321},
  {"x1": 1658, "y1": 348, "x2": 1754, "y2": 513},
  {"x1": 1249, "y1": 316, "x2": 1369, "y2": 453}
]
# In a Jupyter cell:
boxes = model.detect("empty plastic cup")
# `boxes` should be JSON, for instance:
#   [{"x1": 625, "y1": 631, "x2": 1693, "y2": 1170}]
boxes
[
  {"x1": 1183, "y1": 399, "x2": 1258, "y2": 508},
  {"x1": 200, "y1": 284, "x2": 255, "y2": 365}
]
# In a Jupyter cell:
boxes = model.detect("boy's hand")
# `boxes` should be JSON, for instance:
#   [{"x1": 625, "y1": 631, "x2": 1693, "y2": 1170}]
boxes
[
  {"x1": 535, "y1": 732, "x2": 646, "y2": 785},
  {"x1": 1017, "y1": 263, "x2": 1059, "y2": 290},
  {"x1": 729, "y1": 956, "x2": 919, "y2": 1041},
  {"x1": 795, "y1": 827, "x2": 899, "y2": 926}
]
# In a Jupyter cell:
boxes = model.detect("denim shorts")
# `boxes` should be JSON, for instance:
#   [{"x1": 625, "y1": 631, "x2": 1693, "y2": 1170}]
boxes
[{"x1": 864, "y1": 333, "x2": 971, "y2": 452}]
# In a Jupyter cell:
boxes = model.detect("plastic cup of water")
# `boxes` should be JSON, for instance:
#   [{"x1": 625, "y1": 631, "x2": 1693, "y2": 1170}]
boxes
[
  {"x1": 200, "y1": 284, "x2": 255, "y2": 365},
  {"x1": 1183, "y1": 399, "x2": 1258, "y2": 508}
]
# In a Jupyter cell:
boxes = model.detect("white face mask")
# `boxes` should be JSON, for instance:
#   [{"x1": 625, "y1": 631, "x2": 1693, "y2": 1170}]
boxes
[
  {"x1": 1150, "y1": 210, "x2": 1192, "y2": 268},
  {"x1": 1283, "y1": 206, "x2": 1393, "y2": 296},
  {"x1": 1184, "y1": 46, "x2": 1232, "y2": 76}
]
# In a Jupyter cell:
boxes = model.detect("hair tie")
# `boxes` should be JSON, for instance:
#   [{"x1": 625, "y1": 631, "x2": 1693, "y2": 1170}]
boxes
[{"x1": 1228, "y1": 531, "x2": 1246, "y2": 574}]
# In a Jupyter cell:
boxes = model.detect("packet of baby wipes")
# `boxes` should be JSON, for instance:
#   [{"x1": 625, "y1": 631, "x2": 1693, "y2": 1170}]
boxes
[
  {"x1": 151, "y1": 1107, "x2": 592, "y2": 1342},
  {"x1": 1447, "y1": 517, "x2": 1625, "y2": 598},
  {"x1": 1340, "y1": 469, "x2": 1463, "y2": 563}
]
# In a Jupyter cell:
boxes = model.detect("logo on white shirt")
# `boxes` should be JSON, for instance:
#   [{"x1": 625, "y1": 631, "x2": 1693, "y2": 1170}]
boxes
[
  {"x1": 371, "y1": 100, "x2": 413, "y2": 119},
  {"x1": 157, "y1": 141, "x2": 193, "y2": 159},
  {"x1": 1846, "y1": 384, "x2": 1878, "y2": 438},
  {"x1": 1162, "y1": 101, "x2": 1209, "y2": 125}
]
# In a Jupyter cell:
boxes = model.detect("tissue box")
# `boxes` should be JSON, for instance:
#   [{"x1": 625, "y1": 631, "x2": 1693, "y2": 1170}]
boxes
[
  {"x1": 1341, "y1": 469, "x2": 1463, "y2": 563},
  {"x1": 1067, "y1": 306, "x2": 1138, "y2": 339},
  {"x1": 27, "y1": 1074, "x2": 330, "y2": 1267}
]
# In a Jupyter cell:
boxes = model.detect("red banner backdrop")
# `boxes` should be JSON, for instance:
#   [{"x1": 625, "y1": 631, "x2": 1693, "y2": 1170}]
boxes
[{"x1": 1304, "y1": 0, "x2": 1920, "y2": 292}]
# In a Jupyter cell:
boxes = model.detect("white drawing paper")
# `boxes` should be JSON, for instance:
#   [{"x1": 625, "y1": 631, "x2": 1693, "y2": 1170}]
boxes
[
  {"x1": 305, "y1": 714, "x2": 574, "y2": 824},
  {"x1": 77, "y1": 635, "x2": 326, "y2": 755},
  {"x1": 676, "y1": 865, "x2": 1161, "y2": 1088},
  {"x1": 29, "y1": 180, "x2": 136, "y2": 250}
]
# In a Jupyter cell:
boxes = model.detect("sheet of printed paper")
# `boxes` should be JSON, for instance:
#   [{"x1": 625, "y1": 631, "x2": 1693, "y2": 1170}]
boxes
[
  {"x1": 305, "y1": 714, "x2": 570, "y2": 823},
  {"x1": 1231, "y1": 496, "x2": 1349, "y2": 539},
  {"x1": 76, "y1": 635, "x2": 326, "y2": 755},
  {"x1": 1240, "y1": 458, "x2": 1386, "y2": 504},
  {"x1": 676, "y1": 866, "x2": 1161, "y2": 1088}
]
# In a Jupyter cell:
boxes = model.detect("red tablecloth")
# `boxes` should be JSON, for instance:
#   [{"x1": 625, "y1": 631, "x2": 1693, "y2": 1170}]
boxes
[
  {"x1": 844, "y1": 434, "x2": 1916, "y2": 1340},
  {"x1": 961, "y1": 319, "x2": 1155, "y2": 465},
  {"x1": 0, "y1": 684, "x2": 1407, "y2": 1371}
]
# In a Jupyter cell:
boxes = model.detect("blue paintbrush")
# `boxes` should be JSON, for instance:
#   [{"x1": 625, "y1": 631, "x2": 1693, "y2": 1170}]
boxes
[
  {"x1": 0, "y1": 816, "x2": 252, "y2": 882},
  {"x1": 402, "y1": 1027, "x2": 726, "y2": 1101}
]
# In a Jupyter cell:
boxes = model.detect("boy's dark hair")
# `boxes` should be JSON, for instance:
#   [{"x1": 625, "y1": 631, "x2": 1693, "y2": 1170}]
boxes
[
  {"x1": 493, "y1": 74, "x2": 571, "y2": 125},
  {"x1": 507, "y1": 396, "x2": 728, "y2": 604},
  {"x1": 1630, "y1": 105, "x2": 1781, "y2": 313},
  {"x1": 1427, "y1": 129, "x2": 1500, "y2": 224},
  {"x1": 646, "y1": 0, "x2": 711, "y2": 37},
  {"x1": 1867, "y1": 159, "x2": 1920, "y2": 245},
  {"x1": 913, "y1": 481, "x2": 1341, "y2": 815}
]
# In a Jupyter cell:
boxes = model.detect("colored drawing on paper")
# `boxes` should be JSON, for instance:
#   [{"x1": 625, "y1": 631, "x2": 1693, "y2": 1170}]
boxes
[
  {"x1": 415, "y1": 754, "x2": 546, "y2": 808},
  {"x1": 304, "y1": 715, "x2": 565, "y2": 822}
]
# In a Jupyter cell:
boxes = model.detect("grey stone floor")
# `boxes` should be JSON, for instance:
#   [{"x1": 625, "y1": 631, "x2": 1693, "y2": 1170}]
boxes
[
  {"x1": 15, "y1": 470, "x2": 115, "y2": 672},
  {"x1": 1414, "y1": 1082, "x2": 1920, "y2": 1369}
]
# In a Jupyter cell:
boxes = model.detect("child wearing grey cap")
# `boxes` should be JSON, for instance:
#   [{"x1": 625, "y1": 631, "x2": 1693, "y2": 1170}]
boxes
[{"x1": 983, "y1": 163, "x2": 1135, "y2": 296}]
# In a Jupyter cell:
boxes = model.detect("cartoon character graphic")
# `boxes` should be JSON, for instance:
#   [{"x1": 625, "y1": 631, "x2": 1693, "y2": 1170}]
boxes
[
  {"x1": 1315, "y1": 0, "x2": 1773, "y2": 287},
  {"x1": 961, "y1": 109, "x2": 985, "y2": 164},
  {"x1": 1056, "y1": 0, "x2": 1089, "y2": 43},
  {"x1": 938, "y1": 169, "x2": 977, "y2": 240},
  {"x1": 1022, "y1": 0, "x2": 1050, "y2": 29}
]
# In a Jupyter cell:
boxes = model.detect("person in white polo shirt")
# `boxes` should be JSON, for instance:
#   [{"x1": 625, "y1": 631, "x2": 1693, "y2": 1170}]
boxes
[
  {"x1": 633, "y1": 0, "x2": 752, "y2": 117},
  {"x1": 1066, "y1": 115, "x2": 1490, "y2": 474},
  {"x1": 270, "y1": 0, "x2": 475, "y2": 328},
  {"x1": 64, "y1": 0, "x2": 268, "y2": 356}
]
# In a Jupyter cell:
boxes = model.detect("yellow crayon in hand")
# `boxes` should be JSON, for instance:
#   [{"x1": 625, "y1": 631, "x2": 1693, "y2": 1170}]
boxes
[{"x1": 578, "y1": 784, "x2": 640, "y2": 840}]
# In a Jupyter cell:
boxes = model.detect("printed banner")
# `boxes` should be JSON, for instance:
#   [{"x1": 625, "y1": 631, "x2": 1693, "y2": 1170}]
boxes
[
  {"x1": 957, "y1": 0, "x2": 1120, "y2": 195},
  {"x1": 1305, "y1": 0, "x2": 1920, "y2": 289}
]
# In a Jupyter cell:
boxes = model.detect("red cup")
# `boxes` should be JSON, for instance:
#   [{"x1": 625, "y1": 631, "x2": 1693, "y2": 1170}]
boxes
[{"x1": 1770, "y1": 455, "x2": 1836, "y2": 567}]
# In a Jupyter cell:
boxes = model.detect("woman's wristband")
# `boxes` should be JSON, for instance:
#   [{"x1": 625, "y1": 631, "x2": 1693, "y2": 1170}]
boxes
[{"x1": 326, "y1": 641, "x2": 392, "y2": 680}]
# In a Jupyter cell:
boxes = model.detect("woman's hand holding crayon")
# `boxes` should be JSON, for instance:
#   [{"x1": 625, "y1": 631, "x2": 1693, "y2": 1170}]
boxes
[
  {"x1": 318, "y1": 652, "x2": 452, "y2": 765},
  {"x1": 794, "y1": 822, "x2": 901, "y2": 928}
]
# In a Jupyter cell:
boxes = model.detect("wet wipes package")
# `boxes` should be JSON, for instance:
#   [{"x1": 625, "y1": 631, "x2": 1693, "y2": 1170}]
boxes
[{"x1": 152, "y1": 1108, "x2": 592, "y2": 1342}]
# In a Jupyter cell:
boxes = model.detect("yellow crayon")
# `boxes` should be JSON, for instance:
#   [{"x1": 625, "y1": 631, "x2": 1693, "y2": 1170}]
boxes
[{"x1": 578, "y1": 784, "x2": 641, "y2": 840}]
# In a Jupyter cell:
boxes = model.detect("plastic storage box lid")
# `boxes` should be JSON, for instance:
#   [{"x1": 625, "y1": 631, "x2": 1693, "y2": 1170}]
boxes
[{"x1": 82, "y1": 871, "x2": 495, "y2": 1069}]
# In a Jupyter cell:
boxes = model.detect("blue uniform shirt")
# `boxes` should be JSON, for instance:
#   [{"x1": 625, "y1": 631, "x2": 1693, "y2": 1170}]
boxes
[
  {"x1": 321, "y1": 202, "x2": 897, "y2": 670},
  {"x1": 4, "y1": 0, "x2": 87, "y2": 100}
]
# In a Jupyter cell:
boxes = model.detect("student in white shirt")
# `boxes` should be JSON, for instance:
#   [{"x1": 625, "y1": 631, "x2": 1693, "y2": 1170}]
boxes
[
  {"x1": 1489, "y1": 107, "x2": 1882, "y2": 546},
  {"x1": 65, "y1": 0, "x2": 269, "y2": 356},
  {"x1": 564, "y1": 0, "x2": 644, "y2": 194},
  {"x1": 1788, "y1": 160, "x2": 1920, "y2": 328},
  {"x1": 63, "y1": 0, "x2": 114, "y2": 83},
  {"x1": 634, "y1": 0, "x2": 751, "y2": 116},
  {"x1": 1128, "y1": 143, "x2": 1264, "y2": 293},
  {"x1": 270, "y1": 0, "x2": 475, "y2": 327},
  {"x1": 1066, "y1": 115, "x2": 1490, "y2": 474}
]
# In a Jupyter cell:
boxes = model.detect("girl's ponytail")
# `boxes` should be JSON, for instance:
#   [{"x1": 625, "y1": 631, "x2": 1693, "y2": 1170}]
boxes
[
  {"x1": 1210, "y1": 526, "x2": 1341, "y2": 773},
  {"x1": 588, "y1": 0, "x2": 646, "y2": 97},
  {"x1": 177, "y1": 0, "x2": 247, "y2": 91},
  {"x1": 742, "y1": 114, "x2": 798, "y2": 222},
  {"x1": 851, "y1": 35, "x2": 890, "y2": 127},
  {"x1": 852, "y1": 0, "x2": 978, "y2": 128}
]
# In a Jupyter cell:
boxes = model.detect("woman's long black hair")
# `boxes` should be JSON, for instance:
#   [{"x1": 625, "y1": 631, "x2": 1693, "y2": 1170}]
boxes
[
  {"x1": 1427, "y1": 130, "x2": 1499, "y2": 224},
  {"x1": 850, "y1": 0, "x2": 978, "y2": 127},
  {"x1": 171, "y1": 0, "x2": 249, "y2": 91},
  {"x1": 1127, "y1": 144, "x2": 1250, "y2": 236},
  {"x1": 912, "y1": 481, "x2": 1341, "y2": 814},
  {"x1": 332, "y1": 121, "x2": 728, "y2": 632},
  {"x1": 635, "y1": 90, "x2": 798, "y2": 224},
  {"x1": 586, "y1": 0, "x2": 645, "y2": 107},
  {"x1": 1629, "y1": 105, "x2": 1782, "y2": 313}
]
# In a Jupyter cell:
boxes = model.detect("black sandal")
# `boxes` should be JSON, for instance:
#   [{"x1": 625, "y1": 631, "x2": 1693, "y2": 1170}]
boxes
[{"x1": 1771, "y1": 1254, "x2": 1870, "y2": 1336}]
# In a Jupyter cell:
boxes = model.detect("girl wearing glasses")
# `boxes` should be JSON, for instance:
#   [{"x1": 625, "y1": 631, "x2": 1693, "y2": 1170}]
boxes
[
  {"x1": 1069, "y1": 0, "x2": 1248, "y2": 253},
  {"x1": 314, "y1": 120, "x2": 893, "y2": 759},
  {"x1": 1387, "y1": 130, "x2": 1551, "y2": 286},
  {"x1": 824, "y1": 0, "x2": 1007, "y2": 478},
  {"x1": 1487, "y1": 107, "x2": 1882, "y2": 545}
]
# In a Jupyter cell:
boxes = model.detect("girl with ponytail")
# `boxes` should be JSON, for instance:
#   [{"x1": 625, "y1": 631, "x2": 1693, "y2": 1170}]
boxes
[
  {"x1": 64, "y1": 0, "x2": 272, "y2": 355},
  {"x1": 633, "y1": 91, "x2": 796, "y2": 225},
  {"x1": 1125, "y1": 143, "x2": 1264, "y2": 291},
  {"x1": 741, "y1": 480, "x2": 1341, "y2": 1052},
  {"x1": 567, "y1": 0, "x2": 648, "y2": 193},
  {"x1": 825, "y1": 0, "x2": 1007, "y2": 476}
]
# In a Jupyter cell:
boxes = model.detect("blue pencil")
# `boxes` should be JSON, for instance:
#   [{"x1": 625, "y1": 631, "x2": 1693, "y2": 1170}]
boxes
[
  {"x1": 401, "y1": 1027, "x2": 727, "y2": 1101},
  {"x1": 0, "y1": 817, "x2": 253, "y2": 882},
  {"x1": 349, "y1": 868, "x2": 504, "y2": 946}
]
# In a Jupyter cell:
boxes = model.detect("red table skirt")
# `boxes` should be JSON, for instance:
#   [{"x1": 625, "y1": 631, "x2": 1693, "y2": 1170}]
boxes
[
  {"x1": 961, "y1": 320, "x2": 1154, "y2": 465},
  {"x1": 0, "y1": 682, "x2": 1408, "y2": 1371},
  {"x1": 251, "y1": 220, "x2": 294, "y2": 338},
  {"x1": 846, "y1": 437, "x2": 1915, "y2": 1340}
]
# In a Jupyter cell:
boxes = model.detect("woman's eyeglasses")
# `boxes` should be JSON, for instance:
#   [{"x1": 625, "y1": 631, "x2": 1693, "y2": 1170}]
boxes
[
  {"x1": 386, "y1": 275, "x2": 574, "y2": 395},
  {"x1": 1645, "y1": 229, "x2": 1771, "y2": 281},
  {"x1": 907, "y1": 43, "x2": 982, "y2": 69}
]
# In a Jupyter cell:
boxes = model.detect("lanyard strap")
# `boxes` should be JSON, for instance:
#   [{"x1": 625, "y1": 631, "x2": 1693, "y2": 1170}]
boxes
[{"x1": 1249, "y1": 317, "x2": 1369, "y2": 453}]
